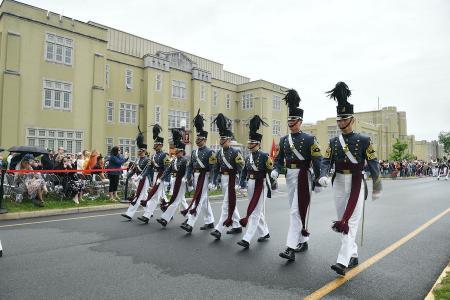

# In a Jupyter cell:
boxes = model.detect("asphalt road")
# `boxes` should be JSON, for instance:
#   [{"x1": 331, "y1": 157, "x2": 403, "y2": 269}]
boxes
[{"x1": 0, "y1": 177, "x2": 449, "y2": 300}]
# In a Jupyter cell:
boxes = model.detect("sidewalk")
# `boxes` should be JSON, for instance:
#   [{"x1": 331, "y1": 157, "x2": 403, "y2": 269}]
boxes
[
  {"x1": 0, "y1": 195, "x2": 226, "y2": 221},
  {"x1": 424, "y1": 262, "x2": 450, "y2": 300}
]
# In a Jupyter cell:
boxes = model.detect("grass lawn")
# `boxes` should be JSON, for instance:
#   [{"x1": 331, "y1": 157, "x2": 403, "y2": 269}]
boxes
[{"x1": 433, "y1": 270, "x2": 450, "y2": 300}]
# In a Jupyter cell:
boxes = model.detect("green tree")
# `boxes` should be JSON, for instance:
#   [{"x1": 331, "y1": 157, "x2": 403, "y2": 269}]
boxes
[
  {"x1": 389, "y1": 139, "x2": 414, "y2": 161},
  {"x1": 438, "y1": 131, "x2": 450, "y2": 154}
]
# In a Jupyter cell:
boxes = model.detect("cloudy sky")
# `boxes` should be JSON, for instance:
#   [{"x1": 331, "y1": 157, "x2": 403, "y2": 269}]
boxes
[{"x1": 21, "y1": 0, "x2": 450, "y2": 141}]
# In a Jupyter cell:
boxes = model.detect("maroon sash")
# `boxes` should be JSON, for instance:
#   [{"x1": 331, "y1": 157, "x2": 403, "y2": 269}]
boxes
[
  {"x1": 140, "y1": 170, "x2": 163, "y2": 207},
  {"x1": 294, "y1": 160, "x2": 312, "y2": 237},
  {"x1": 222, "y1": 169, "x2": 237, "y2": 227},
  {"x1": 161, "y1": 175, "x2": 183, "y2": 212},
  {"x1": 239, "y1": 171, "x2": 265, "y2": 227},
  {"x1": 130, "y1": 177, "x2": 146, "y2": 206},
  {"x1": 332, "y1": 162, "x2": 364, "y2": 234},
  {"x1": 181, "y1": 170, "x2": 207, "y2": 216}
]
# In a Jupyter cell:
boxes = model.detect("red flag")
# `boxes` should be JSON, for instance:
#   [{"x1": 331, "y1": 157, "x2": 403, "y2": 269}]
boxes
[{"x1": 270, "y1": 139, "x2": 276, "y2": 159}]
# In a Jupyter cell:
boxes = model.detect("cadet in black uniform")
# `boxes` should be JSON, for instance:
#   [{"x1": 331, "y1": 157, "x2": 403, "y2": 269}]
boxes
[
  {"x1": 319, "y1": 81, "x2": 382, "y2": 276},
  {"x1": 272, "y1": 89, "x2": 323, "y2": 262}
]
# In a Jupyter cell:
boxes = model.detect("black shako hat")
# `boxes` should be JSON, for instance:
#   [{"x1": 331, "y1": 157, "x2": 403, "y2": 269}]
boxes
[
  {"x1": 326, "y1": 81, "x2": 353, "y2": 120},
  {"x1": 283, "y1": 89, "x2": 304, "y2": 120},
  {"x1": 136, "y1": 126, "x2": 147, "y2": 150},
  {"x1": 152, "y1": 124, "x2": 164, "y2": 145},
  {"x1": 248, "y1": 115, "x2": 268, "y2": 143},
  {"x1": 193, "y1": 109, "x2": 208, "y2": 139},
  {"x1": 171, "y1": 128, "x2": 185, "y2": 151},
  {"x1": 212, "y1": 113, "x2": 233, "y2": 139}
]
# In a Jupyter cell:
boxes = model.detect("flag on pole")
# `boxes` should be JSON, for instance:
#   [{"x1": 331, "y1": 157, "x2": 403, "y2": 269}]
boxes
[{"x1": 270, "y1": 139, "x2": 276, "y2": 159}]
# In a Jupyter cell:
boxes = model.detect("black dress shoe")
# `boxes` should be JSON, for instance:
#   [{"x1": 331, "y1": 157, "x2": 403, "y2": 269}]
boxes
[
  {"x1": 294, "y1": 242, "x2": 308, "y2": 252},
  {"x1": 257, "y1": 234, "x2": 270, "y2": 242},
  {"x1": 348, "y1": 257, "x2": 359, "y2": 268},
  {"x1": 156, "y1": 218, "x2": 167, "y2": 227},
  {"x1": 200, "y1": 223, "x2": 214, "y2": 230},
  {"x1": 210, "y1": 230, "x2": 221, "y2": 240},
  {"x1": 331, "y1": 263, "x2": 346, "y2": 276},
  {"x1": 237, "y1": 240, "x2": 250, "y2": 249},
  {"x1": 226, "y1": 227, "x2": 242, "y2": 234},
  {"x1": 121, "y1": 214, "x2": 132, "y2": 220},
  {"x1": 182, "y1": 219, "x2": 188, "y2": 225},
  {"x1": 137, "y1": 216, "x2": 149, "y2": 224},
  {"x1": 180, "y1": 223, "x2": 192, "y2": 233},
  {"x1": 279, "y1": 248, "x2": 295, "y2": 261}
]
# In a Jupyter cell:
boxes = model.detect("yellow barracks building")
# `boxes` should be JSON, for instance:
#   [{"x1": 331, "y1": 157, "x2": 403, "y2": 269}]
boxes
[{"x1": 0, "y1": 0, "x2": 288, "y2": 159}]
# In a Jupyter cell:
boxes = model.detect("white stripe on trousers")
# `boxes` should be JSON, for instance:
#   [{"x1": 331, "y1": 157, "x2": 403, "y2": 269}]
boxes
[
  {"x1": 285, "y1": 168, "x2": 311, "y2": 249},
  {"x1": 124, "y1": 177, "x2": 150, "y2": 218},
  {"x1": 333, "y1": 173, "x2": 364, "y2": 267},
  {"x1": 214, "y1": 174, "x2": 241, "y2": 233},
  {"x1": 187, "y1": 173, "x2": 215, "y2": 227},
  {"x1": 242, "y1": 178, "x2": 269, "y2": 243}
]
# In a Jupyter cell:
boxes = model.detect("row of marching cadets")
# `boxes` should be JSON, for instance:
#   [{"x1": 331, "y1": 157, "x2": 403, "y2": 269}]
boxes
[{"x1": 120, "y1": 81, "x2": 383, "y2": 277}]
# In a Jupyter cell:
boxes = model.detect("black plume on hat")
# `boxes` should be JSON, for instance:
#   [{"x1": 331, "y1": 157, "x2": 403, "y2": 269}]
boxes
[
  {"x1": 193, "y1": 109, "x2": 208, "y2": 139},
  {"x1": 283, "y1": 89, "x2": 304, "y2": 119},
  {"x1": 136, "y1": 126, "x2": 147, "y2": 150},
  {"x1": 326, "y1": 81, "x2": 354, "y2": 118},
  {"x1": 152, "y1": 124, "x2": 164, "y2": 144},
  {"x1": 213, "y1": 113, "x2": 233, "y2": 138},
  {"x1": 171, "y1": 128, "x2": 185, "y2": 150},
  {"x1": 248, "y1": 115, "x2": 268, "y2": 142}
]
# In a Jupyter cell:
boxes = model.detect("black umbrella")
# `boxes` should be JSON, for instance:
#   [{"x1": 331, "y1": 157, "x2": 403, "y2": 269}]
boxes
[{"x1": 8, "y1": 145, "x2": 48, "y2": 155}]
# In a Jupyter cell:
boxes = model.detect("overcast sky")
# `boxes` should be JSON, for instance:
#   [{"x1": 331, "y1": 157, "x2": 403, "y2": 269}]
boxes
[{"x1": 21, "y1": 0, "x2": 450, "y2": 141}]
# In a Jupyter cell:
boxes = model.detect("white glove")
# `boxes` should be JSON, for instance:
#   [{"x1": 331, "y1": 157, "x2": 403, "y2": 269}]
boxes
[
  {"x1": 271, "y1": 170, "x2": 279, "y2": 180},
  {"x1": 234, "y1": 184, "x2": 241, "y2": 191},
  {"x1": 181, "y1": 177, "x2": 187, "y2": 183},
  {"x1": 314, "y1": 186, "x2": 323, "y2": 194},
  {"x1": 318, "y1": 177, "x2": 330, "y2": 187},
  {"x1": 208, "y1": 183, "x2": 217, "y2": 190},
  {"x1": 372, "y1": 191, "x2": 381, "y2": 200},
  {"x1": 156, "y1": 178, "x2": 161, "y2": 185}
]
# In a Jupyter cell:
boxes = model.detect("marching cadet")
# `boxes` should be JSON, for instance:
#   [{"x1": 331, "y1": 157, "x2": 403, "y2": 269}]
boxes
[
  {"x1": 318, "y1": 81, "x2": 382, "y2": 276},
  {"x1": 121, "y1": 128, "x2": 152, "y2": 220},
  {"x1": 156, "y1": 128, "x2": 189, "y2": 227},
  {"x1": 272, "y1": 89, "x2": 323, "y2": 262},
  {"x1": 437, "y1": 156, "x2": 449, "y2": 180},
  {"x1": 237, "y1": 115, "x2": 272, "y2": 249},
  {"x1": 209, "y1": 113, "x2": 244, "y2": 240},
  {"x1": 137, "y1": 124, "x2": 171, "y2": 224},
  {"x1": 180, "y1": 109, "x2": 216, "y2": 233}
]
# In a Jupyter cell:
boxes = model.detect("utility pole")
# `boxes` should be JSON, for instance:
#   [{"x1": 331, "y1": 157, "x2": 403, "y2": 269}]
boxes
[{"x1": 377, "y1": 96, "x2": 380, "y2": 110}]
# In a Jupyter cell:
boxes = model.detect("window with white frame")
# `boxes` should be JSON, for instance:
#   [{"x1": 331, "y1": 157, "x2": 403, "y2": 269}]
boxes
[
  {"x1": 45, "y1": 33, "x2": 73, "y2": 65},
  {"x1": 226, "y1": 94, "x2": 231, "y2": 110},
  {"x1": 105, "y1": 64, "x2": 110, "y2": 87},
  {"x1": 171, "y1": 80, "x2": 186, "y2": 99},
  {"x1": 200, "y1": 84, "x2": 206, "y2": 101},
  {"x1": 168, "y1": 110, "x2": 189, "y2": 129},
  {"x1": 105, "y1": 137, "x2": 113, "y2": 155},
  {"x1": 155, "y1": 73, "x2": 162, "y2": 91},
  {"x1": 212, "y1": 90, "x2": 218, "y2": 106},
  {"x1": 327, "y1": 125, "x2": 338, "y2": 140},
  {"x1": 273, "y1": 95, "x2": 281, "y2": 111},
  {"x1": 155, "y1": 105, "x2": 161, "y2": 124},
  {"x1": 119, "y1": 102, "x2": 137, "y2": 125},
  {"x1": 26, "y1": 127, "x2": 83, "y2": 153},
  {"x1": 125, "y1": 69, "x2": 133, "y2": 90},
  {"x1": 43, "y1": 79, "x2": 72, "y2": 111},
  {"x1": 242, "y1": 93, "x2": 253, "y2": 110},
  {"x1": 118, "y1": 138, "x2": 137, "y2": 161},
  {"x1": 106, "y1": 101, "x2": 114, "y2": 123},
  {"x1": 272, "y1": 120, "x2": 281, "y2": 135}
]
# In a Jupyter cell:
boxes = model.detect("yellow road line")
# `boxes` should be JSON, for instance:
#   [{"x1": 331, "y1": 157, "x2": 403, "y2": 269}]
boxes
[
  {"x1": 0, "y1": 199, "x2": 250, "y2": 228},
  {"x1": 305, "y1": 207, "x2": 450, "y2": 300}
]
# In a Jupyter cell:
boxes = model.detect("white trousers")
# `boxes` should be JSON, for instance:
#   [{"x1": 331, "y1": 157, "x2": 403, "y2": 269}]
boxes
[
  {"x1": 214, "y1": 175, "x2": 241, "y2": 233},
  {"x1": 161, "y1": 177, "x2": 187, "y2": 222},
  {"x1": 187, "y1": 173, "x2": 215, "y2": 227},
  {"x1": 333, "y1": 173, "x2": 364, "y2": 267},
  {"x1": 142, "y1": 176, "x2": 166, "y2": 218},
  {"x1": 242, "y1": 179, "x2": 269, "y2": 243},
  {"x1": 285, "y1": 168, "x2": 311, "y2": 249},
  {"x1": 124, "y1": 177, "x2": 150, "y2": 218},
  {"x1": 437, "y1": 167, "x2": 449, "y2": 179}
]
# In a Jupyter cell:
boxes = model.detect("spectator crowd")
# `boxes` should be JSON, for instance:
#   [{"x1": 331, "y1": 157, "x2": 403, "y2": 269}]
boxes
[{"x1": 378, "y1": 157, "x2": 449, "y2": 178}]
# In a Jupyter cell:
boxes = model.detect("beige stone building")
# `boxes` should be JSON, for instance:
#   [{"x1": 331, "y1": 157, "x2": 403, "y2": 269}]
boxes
[
  {"x1": 0, "y1": 0, "x2": 288, "y2": 159},
  {"x1": 302, "y1": 106, "x2": 443, "y2": 161}
]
